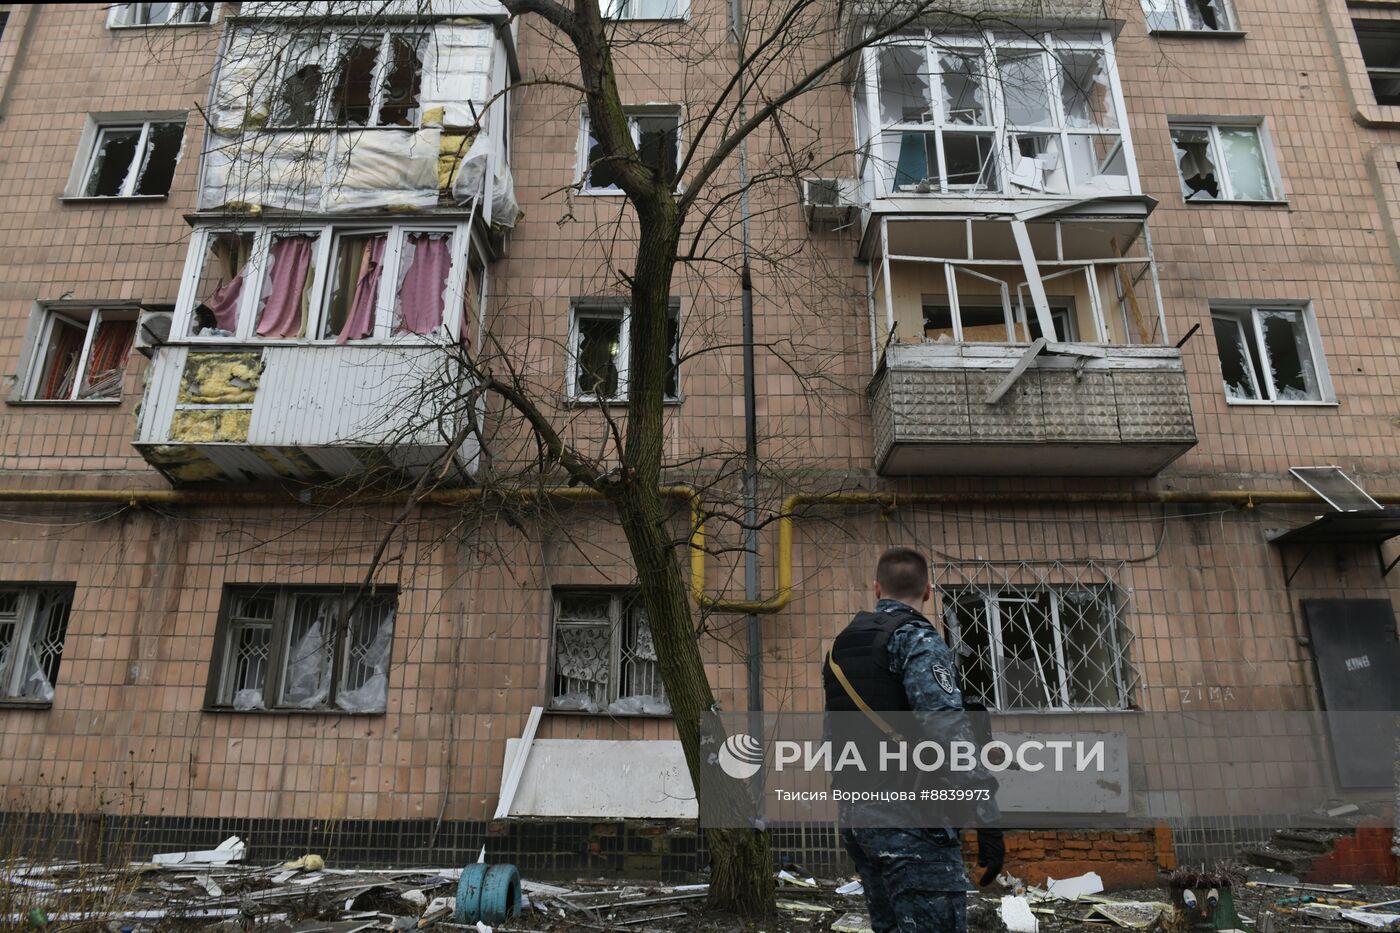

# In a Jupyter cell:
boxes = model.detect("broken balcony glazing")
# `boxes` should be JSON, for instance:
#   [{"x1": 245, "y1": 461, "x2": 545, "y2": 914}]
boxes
[
  {"x1": 867, "y1": 214, "x2": 1197, "y2": 476},
  {"x1": 856, "y1": 30, "x2": 1136, "y2": 201}
]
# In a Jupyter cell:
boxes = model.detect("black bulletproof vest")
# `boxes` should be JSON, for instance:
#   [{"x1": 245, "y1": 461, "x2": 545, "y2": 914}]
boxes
[{"x1": 822, "y1": 606, "x2": 926, "y2": 714}]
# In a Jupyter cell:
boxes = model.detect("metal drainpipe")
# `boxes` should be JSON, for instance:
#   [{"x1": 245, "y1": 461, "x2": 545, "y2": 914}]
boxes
[{"x1": 729, "y1": 0, "x2": 762, "y2": 717}]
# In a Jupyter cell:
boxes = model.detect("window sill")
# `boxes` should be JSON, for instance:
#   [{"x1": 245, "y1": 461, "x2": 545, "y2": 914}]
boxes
[
  {"x1": 1223, "y1": 398, "x2": 1339, "y2": 408},
  {"x1": 1182, "y1": 198, "x2": 1289, "y2": 207},
  {"x1": 546, "y1": 708, "x2": 673, "y2": 719},
  {"x1": 0, "y1": 699, "x2": 53, "y2": 710},
  {"x1": 565, "y1": 396, "x2": 684, "y2": 408},
  {"x1": 202, "y1": 706, "x2": 386, "y2": 716},
  {"x1": 6, "y1": 398, "x2": 123, "y2": 407},
  {"x1": 1355, "y1": 103, "x2": 1400, "y2": 129},
  {"x1": 1148, "y1": 29, "x2": 1246, "y2": 39},
  {"x1": 60, "y1": 195, "x2": 169, "y2": 205}
]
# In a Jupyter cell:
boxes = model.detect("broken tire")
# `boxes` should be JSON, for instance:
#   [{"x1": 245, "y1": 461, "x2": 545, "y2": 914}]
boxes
[
  {"x1": 454, "y1": 862, "x2": 490, "y2": 923},
  {"x1": 480, "y1": 863, "x2": 522, "y2": 923}
]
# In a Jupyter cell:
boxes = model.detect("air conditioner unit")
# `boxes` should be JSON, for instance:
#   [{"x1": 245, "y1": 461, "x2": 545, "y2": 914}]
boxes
[
  {"x1": 134, "y1": 306, "x2": 173, "y2": 357},
  {"x1": 802, "y1": 177, "x2": 859, "y2": 224}
]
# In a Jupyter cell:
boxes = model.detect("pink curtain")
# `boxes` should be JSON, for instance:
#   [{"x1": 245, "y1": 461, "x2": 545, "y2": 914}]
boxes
[
  {"x1": 395, "y1": 234, "x2": 451, "y2": 335},
  {"x1": 336, "y1": 236, "x2": 386, "y2": 344},
  {"x1": 256, "y1": 236, "x2": 315, "y2": 338},
  {"x1": 205, "y1": 275, "x2": 243, "y2": 332}
]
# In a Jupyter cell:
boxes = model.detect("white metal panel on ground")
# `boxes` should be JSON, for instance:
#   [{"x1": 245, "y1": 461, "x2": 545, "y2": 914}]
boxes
[{"x1": 500, "y1": 739, "x2": 697, "y2": 819}]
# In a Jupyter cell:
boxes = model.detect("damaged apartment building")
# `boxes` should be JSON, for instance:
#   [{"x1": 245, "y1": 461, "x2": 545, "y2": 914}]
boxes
[{"x1": 0, "y1": 0, "x2": 1398, "y2": 883}]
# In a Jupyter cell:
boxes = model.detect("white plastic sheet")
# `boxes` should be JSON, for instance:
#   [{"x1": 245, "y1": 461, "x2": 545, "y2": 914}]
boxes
[
  {"x1": 325, "y1": 129, "x2": 441, "y2": 212},
  {"x1": 336, "y1": 608, "x2": 393, "y2": 712},
  {"x1": 451, "y1": 130, "x2": 519, "y2": 226}
]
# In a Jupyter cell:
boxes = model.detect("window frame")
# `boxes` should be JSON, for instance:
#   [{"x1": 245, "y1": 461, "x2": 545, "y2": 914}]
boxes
[
  {"x1": 566, "y1": 300, "x2": 682, "y2": 403},
  {"x1": 205, "y1": 585, "x2": 397, "y2": 714},
  {"x1": 0, "y1": 584, "x2": 75, "y2": 707},
  {"x1": 577, "y1": 107, "x2": 684, "y2": 195},
  {"x1": 64, "y1": 114, "x2": 187, "y2": 201},
  {"x1": 267, "y1": 28, "x2": 429, "y2": 130},
  {"x1": 940, "y1": 584, "x2": 1129, "y2": 713},
  {"x1": 107, "y1": 2, "x2": 214, "y2": 28},
  {"x1": 1168, "y1": 119, "x2": 1284, "y2": 204},
  {"x1": 1140, "y1": 0, "x2": 1238, "y2": 34},
  {"x1": 547, "y1": 588, "x2": 669, "y2": 717},
  {"x1": 602, "y1": 0, "x2": 689, "y2": 20},
  {"x1": 20, "y1": 306, "x2": 137, "y2": 404},
  {"x1": 1209, "y1": 302, "x2": 1335, "y2": 406},
  {"x1": 1352, "y1": 19, "x2": 1400, "y2": 107},
  {"x1": 174, "y1": 221, "x2": 472, "y2": 346},
  {"x1": 858, "y1": 30, "x2": 1137, "y2": 199}
]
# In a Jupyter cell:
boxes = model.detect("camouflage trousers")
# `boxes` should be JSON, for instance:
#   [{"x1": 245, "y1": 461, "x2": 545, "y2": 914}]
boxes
[{"x1": 840, "y1": 827, "x2": 968, "y2": 933}]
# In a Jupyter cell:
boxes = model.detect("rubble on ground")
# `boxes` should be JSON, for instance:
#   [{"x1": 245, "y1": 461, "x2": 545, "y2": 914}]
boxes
[{"x1": 4, "y1": 845, "x2": 1400, "y2": 932}]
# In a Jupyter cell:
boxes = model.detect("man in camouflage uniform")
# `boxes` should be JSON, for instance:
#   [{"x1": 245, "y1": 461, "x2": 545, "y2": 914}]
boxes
[{"x1": 823, "y1": 546, "x2": 1003, "y2": 933}]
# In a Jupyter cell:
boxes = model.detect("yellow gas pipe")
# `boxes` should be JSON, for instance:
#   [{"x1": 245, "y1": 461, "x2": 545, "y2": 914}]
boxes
[{"x1": 0, "y1": 485, "x2": 1395, "y2": 615}]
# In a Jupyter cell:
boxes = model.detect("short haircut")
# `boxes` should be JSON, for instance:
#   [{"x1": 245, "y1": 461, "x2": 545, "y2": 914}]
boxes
[{"x1": 876, "y1": 547, "x2": 929, "y2": 601}]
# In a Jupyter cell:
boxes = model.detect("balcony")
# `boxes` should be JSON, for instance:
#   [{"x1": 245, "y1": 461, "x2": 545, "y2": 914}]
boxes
[
  {"x1": 134, "y1": 344, "x2": 477, "y2": 485},
  {"x1": 865, "y1": 214, "x2": 1197, "y2": 476}
]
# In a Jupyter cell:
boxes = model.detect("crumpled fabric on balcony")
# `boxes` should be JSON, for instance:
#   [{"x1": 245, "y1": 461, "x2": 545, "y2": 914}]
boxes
[
  {"x1": 256, "y1": 236, "x2": 315, "y2": 338},
  {"x1": 395, "y1": 233, "x2": 451, "y2": 335},
  {"x1": 336, "y1": 236, "x2": 387, "y2": 344},
  {"x1": 206, "y1": 275, "x2": 244, "y2": 334}
]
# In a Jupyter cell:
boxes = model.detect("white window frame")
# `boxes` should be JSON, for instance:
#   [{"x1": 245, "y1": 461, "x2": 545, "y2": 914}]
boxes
[
  {"x1": 547, "y1": 589, "x2": 668, "y2": 717},
  {"x1": 21, "y1": 306, "x2": 136, "y2": 402},
  {"x1": 602, "y1": 0, "x2": 689, "y2": 21},
  {"x1": 1209, "y1": 302, "x2": 1335, "y2": 405},
  {"x1": 65, "y1": 114, "x2": 186, "y2": 200},
  {"x1": 566, "y1": 300, "x2": 681, "y2": 402},
  {"x1": 1140, "y1": 0, "x2": 1235, "y2": 33},
  {"x1": 942, "y1": 585, "x2": 1129, "y2": 712},
  {"x1": 0, "y1": 585, "x2": 74, "y2": 704},
  {"x1": 1169, "y1": 120, "x2": 1283, "y2": 203},
  {"x1": 173, "y1": 221, "x2": 472, "y2": 345},
  {"x1": 858, "y1": 30, "x2": 1138, "y2": 199},
  {"x1": 107, "y1": 3, "x2": 213, "y2": 28},
  {"x1": 267, "y1": 29, "x2": 429, "y2": 129},
  {"x1": 207, "y1": 586, "x2": 396, "y2": 714},
  {"x1": 577, "y1": 107, "x2": 684, "y2": 195}
]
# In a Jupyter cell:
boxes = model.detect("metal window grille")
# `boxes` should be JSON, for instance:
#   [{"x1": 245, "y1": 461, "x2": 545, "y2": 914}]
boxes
[
  {"x1": 0, "y1": 585, "x2": 74, "y2": 702},
  {"x1": 936, "y1": 560, "x2": 1134, "y2": 711},
  {"x1": 551, "y1": 591, "x2": 669, "y2": 714}
]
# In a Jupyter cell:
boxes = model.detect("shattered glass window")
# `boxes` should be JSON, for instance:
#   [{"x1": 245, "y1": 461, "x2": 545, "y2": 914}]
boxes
[
  {"x1": 1212, "y1": 308, "x2": 1324, "y2": 402},
  {"x1": 939, "y1": 51, "x2": 988, "y2": 125},
  {"x1": 1355, "y1": 21, "x2": 1400, "y2": 106},
  {"x1": 998, "y1": 50, "x2": 1053, "y2": 128},
  {"x1": 635, "y1": 114, "x2": 680, "y2": 186},
  {"x1": 0, "y1": 586, "x2": 73, "y2": 703},
  {"x1": 939, "y1": 585, "x2": 1128, "y2": 711},
  {"x1": 1218, "y1": 126, "x2": 1274, "y2": 200},
  {"x1": 330, "y1": 40, "x2": 380, "y2": 126},
  {"x1": 275, "y1": 62, "x2": 325, "y2": 127},
  {"x1": 81, "y1": 121, "x2": 183, "y2": 198},
  {"x1": 1059, "y1": 51, "x2": 1117, "y2": 130},
  {"x1": 192, "y1": 232, "x2": 254, "y2": 337},
  {"x1": 1171, "y1": 126, "x2": 1219, "y2": 201},
  {"x1": 211, "y1": 588, "x2": 397, "y2": 713},
  {"x1": 551, "y1": 592, "x2": 670, "y2": 716},
  {"x1": 1141, "y1": 0, "x2": 1231, "y2": 31},
  {"x1": 378, "y1": 35, "x2": 424, "y2": 126},
  {"x1": 878, "y1": 45, "x2": 933, "y2": 125},
  {"x1": 573, "y1": 311, "x2": 623, "y2": 398}
]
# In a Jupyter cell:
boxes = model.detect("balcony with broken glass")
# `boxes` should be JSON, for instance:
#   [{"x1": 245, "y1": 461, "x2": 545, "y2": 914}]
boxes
[
  {"x1": 854, "y1": 30, "x2": 1140, "y2": 212},
  {"x1": 866, "y1": 215, "x2": 1197, "y2": 476},
  {"x1": 133, "y1": 3, "x2": 516, "y2": 485}
]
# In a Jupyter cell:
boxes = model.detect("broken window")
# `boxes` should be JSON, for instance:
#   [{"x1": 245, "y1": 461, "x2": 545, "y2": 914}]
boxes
[
  {"x1": 581, "y1": 108, "x2": 683, "y2": 193},
  {"x1": 569, "y1": 301, "x2": 681, "y2": 401},
  {"x1": 271, "y1": 31, "x2": 424, "y2": 127},
  {"x1": 323, "y1": 231, "x2": 389, "y2": 342},
  {"x1": 1170, "y1": 122, "x2": 1278, "y2": 202},
  {"x1": 1211, "y1": 306, "x2": 1326, "y2": 403},
  {"x1": 207, "y1": 586, "x2": 396, "y2": 713},
  {"x1": 602, "y1": 0, "x2": 687, "y2": 19},
  {"x1": 27, "y1": 307, "x2": 137, "y2": 401},
  {"x1": 941, "y1": 585, "x2": 1127, "y2": 711},
  {"x1": 923, "y1": 303, "x2": 1010, "y2": 342},
  {"x1": 394, "y1": 231, "x2": 454, "y2": 336},
  {"x1": 190, "y1": 231, "x2": 254, "y2": 337},
  {"x1": 1353, "y1": 21, "x2": 1400, "y2": 107},
  {"x1": 550, "y1": 590, "x2": 670, "y2": 716},
  {"x1": 109, "y1": 2, "x2": 212, "y2": 27},
  {"x1": 872, "y1": 37, "x2": 1127, "y2": 196},
  {"x1": 0, "y1": 586, "x2": 73, "y2": 704},
  {"x1": 255, "y1": 233, "x2": 319, "y2": 338},
  {"x1": 78, "y1": 120, "x2": 184, "y2": 198},
  {"x1": 1140, "y1": 0, "x2": 1232, "y2": 33}
]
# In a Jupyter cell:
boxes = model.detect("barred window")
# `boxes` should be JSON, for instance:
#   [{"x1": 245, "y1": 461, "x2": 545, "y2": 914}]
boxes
[
  {"x1": 206, "y1": 587, "x2": 395, "y2": 713},
  {"x1": 549, "y1": 590, "x2": 669, "y2": 716},
  {"x1": 0, "y1": 585, "x2": 74, "y2": 704},
  {"x1": 941, "y1": 584, "x2": 1129, "y2": 711}
]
